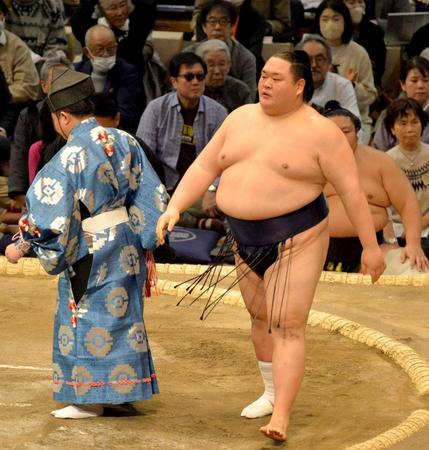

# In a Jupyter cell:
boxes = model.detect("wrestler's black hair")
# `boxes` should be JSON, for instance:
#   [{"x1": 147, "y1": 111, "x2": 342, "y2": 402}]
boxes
[
  {"x1": 271, "y1": 50, "x2": 314, "y2": 103},
  {"x1": 384, "y1": 98, "x2": 429, "y2": 138},
  {"x1": 314, "y1": 0, "x2": 354, "y2": 45},
  {"x1": 92, "y1": 92, "x2": 119, "y2": 119},
  {"x1": 323, "y1": 100, "x2": 361, "y2": 131},
  {"x1": 169, "y1": 52, "x2": 208, "y2": 77},
  {"x1": 310, "y1": 102, "x2": 325, "y2": 114},
  {"x1": 199, "y1": 0, "x2": 237, "y2": 26},
  {"x1": 400, "y1": 56, "x2": 429, "y2": 83}
]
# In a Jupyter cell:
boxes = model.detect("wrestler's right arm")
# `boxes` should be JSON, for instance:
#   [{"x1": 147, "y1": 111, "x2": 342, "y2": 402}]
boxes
[{"x1": 156, "y1": 118, "x2": 228, "y2": 243}]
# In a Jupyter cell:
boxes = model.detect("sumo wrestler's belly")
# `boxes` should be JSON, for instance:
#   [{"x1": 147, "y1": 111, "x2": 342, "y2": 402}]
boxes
[
  {"x1": 216, "y1": 174, "x2": 324, "y2": 221},
  {"x1": 327, "y1": 196, "x2": 388, "y2": 237}
]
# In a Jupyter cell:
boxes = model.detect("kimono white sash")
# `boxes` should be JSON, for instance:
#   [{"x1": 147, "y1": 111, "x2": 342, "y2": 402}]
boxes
[{"x1": 82, "y1": 207, "x2": 129, "y2": 234}]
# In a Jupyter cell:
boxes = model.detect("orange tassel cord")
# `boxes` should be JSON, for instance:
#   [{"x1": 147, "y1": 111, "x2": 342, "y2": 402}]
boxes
[{"x1": 145, "y1": 251, "x2": 159, "y2": 298}]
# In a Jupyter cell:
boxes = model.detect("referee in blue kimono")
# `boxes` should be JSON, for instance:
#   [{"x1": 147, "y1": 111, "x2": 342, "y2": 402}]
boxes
[{"x1": 6, "y1": 69, "x2": 168, "y2": 419}]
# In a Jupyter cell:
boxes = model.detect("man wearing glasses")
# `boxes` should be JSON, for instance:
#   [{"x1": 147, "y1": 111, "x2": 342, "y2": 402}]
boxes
[
  {"x1": 136, "y1": 52, "x2": 227, "y2": 230},
  {"x1": 75, "y1": 24, "x2": 141, "y2": 133},
  {"x1": 190, "y1": 0, "x2": 257, "y2": 100},
  {"x1": 298, "y1": 34, "x2": 360, "y2": 119},
  {"x1": 71, "y1": 0, "x2": 156, "y2": 77}
]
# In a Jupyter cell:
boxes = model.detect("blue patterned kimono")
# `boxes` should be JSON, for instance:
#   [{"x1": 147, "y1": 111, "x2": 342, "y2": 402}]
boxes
[{"x1": 19, "y1": 118, "x2": 168, "y2": 405}]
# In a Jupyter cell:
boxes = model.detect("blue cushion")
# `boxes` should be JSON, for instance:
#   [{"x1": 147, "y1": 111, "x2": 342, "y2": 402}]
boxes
[{"x1": 169, "y1": 226, "x2": 221, "y2": 264}]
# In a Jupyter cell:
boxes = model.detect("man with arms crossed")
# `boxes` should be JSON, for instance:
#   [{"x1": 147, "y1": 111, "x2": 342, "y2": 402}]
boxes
[{"x1": 157, "y1": 51, "x2": 385, "y2": 442}]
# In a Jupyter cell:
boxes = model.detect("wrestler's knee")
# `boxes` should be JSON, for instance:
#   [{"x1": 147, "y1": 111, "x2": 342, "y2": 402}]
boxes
[
  {"x1": 251, "y1": 314, "x2": 269, "y2": 331},
  {"x1": 248, "y1": 303, "x2": 268, "y2": 321},
  {"x1": 271, "y1": 320, "x2": 306, "y2": 340}
]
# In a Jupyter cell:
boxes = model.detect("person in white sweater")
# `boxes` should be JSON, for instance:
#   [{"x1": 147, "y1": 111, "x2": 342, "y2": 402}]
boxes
[{"x1": 385, "y1": 97, "x2": 429, "y2": 256}]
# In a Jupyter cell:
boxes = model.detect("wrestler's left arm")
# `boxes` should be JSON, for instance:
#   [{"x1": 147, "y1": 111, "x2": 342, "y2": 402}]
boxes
[{"x1": 317, "y1": 119, "x2": 386, "y2": 282}]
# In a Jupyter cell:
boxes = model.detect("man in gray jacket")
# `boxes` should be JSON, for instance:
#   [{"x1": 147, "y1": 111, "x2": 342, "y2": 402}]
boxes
[{"x1": 137, "y1": 52, "x2": 227, "y2": 230}]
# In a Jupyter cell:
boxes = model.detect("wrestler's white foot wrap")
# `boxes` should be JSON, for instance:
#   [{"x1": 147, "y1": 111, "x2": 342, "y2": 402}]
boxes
[
  {"x1": 50, "y1": 404, "x2": 104, "y2": 419},
  {"x1": 241, "y1": 361, "x2": 274, "y2": 418}
]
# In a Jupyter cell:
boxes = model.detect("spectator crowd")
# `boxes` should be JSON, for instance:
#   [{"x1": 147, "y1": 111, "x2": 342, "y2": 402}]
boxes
[{"x1": 0, "y1": 0, "x2": 429, "y2": 272}]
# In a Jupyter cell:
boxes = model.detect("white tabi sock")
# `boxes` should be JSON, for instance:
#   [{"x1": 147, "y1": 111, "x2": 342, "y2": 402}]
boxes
[
  {"x1": 241, "y1": 361, "x2": 274, "y2": 419},
  {"x1": 50, "y1": 404, "x2": 104, "y2": 419}
]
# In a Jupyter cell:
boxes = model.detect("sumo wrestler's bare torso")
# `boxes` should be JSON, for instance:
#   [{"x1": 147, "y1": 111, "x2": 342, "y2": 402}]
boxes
[
  {"x1": 325, "y1": 145, "x2": 390, "y2": 237},
  {"x1": 215, "y1": 104, "x2": 327, "y2": 220}
]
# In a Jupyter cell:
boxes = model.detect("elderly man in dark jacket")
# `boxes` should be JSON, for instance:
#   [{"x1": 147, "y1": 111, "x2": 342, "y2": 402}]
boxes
[
  {"x1": 75, "y1": 24, "x2": 141, "y2": 133},
  {"x1": 71, "y1": 0, "x2": 156, "y2": 76}
]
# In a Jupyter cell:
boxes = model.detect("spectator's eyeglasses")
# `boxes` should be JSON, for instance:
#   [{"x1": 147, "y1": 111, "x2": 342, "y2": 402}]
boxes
[
  {"x1": 205, "y1": 18, "x2": 231, "y2": 26},
  {"x1": 309, "y1": 55, "x2": 328, "y2": 65},
  {"x1": 90, "y1": 45, "x2": 118, "y2": 57},
  {"x1": 177, "y1": 72, "x2": 206, "y2": 82}
]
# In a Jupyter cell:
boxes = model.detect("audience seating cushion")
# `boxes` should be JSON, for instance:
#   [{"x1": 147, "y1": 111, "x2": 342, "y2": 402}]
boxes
[{"x1": 169, "y1": 226, "x2": 221, "y2": 264}]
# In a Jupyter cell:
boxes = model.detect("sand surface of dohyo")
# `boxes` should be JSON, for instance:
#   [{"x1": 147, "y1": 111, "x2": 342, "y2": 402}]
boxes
[{"x1": 0, "y1": 269, "x2": 429, "y2": 449}]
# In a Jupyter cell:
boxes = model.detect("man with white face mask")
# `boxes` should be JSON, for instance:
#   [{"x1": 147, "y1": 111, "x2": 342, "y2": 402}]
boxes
[
  {"x1": 75, "y1": 24, "x2": 140, "y2": 132},
  {"x1": 343, "y1": 0, "x2": 386, "y2": 87},
  {"x1": 71, "y1": 0, "x2": 156, "y2": 77}
]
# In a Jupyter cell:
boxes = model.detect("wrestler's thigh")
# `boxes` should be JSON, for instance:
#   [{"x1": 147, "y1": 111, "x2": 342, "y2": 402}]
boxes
[
  {"x1": 264, "y1": 224, "x2": 329, "y2": 328},
  {"x1": 235, "y1": 255, "x2": 267, "y2": 320}
]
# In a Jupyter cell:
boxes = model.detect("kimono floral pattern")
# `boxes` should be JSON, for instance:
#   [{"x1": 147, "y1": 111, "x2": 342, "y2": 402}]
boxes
[
  {"x1": 33, "y1": 177, "x2": 64, "y2": 206},
  {"x1": 60, "y1": 146, "x2": 88, "y2": 174}
]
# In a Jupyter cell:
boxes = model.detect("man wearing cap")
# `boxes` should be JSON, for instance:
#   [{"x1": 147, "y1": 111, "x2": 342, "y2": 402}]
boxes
[{"x1": 5, "y1": 69, "x2": 168, "y2": 419}]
